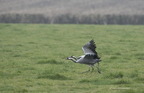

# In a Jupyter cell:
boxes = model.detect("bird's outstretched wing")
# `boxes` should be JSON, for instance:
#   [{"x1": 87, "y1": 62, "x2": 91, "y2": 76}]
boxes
[{"x1": 82, "y1": 39, "x2": 100, "y2": 58}]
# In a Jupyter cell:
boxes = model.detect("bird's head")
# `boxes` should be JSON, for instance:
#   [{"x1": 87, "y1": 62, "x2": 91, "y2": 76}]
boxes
[{"x1": 66, "y1": 57, "x2": 72, "y2": 60}]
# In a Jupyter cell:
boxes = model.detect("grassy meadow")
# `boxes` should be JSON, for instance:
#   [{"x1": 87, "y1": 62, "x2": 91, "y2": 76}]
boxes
[{"x1": 0, "y1": 24, "x2": 144, "y2": 93}]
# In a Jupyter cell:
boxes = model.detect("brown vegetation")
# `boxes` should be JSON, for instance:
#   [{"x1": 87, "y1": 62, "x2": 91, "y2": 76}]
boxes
[
  {"x1": 0, "y1": 0, "x2": 144, "y2": 24},
  {"x1": 0, "y1": 0, "x2": 144, "y2": 15},
  {"x1": 0, "y1": 13, "x2": 144, "y2": 24}
]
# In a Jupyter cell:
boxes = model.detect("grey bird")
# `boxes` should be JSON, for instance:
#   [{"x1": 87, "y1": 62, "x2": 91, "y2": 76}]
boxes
[{"x1": 66, "y1": 39, "x2": 101, "y2": 74}]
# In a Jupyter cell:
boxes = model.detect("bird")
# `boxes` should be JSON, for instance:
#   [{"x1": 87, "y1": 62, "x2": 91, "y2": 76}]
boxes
[{"x1": 66, "y1": 39, "x2": 101, "y2": 74}]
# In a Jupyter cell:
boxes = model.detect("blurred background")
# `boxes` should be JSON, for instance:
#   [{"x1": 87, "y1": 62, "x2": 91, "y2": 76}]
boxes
[{"x1": 0, "y1": 0, "x2": 144, "y2": 24}]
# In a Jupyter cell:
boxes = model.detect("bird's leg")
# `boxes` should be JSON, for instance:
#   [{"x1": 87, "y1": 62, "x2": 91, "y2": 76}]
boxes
[
  {"x1": 97, "y1": 62, "x2": 99, "y2": 67},
  {"x1": 91, "y1": 66, "x2": 94, "y2": 73},
  {"x1": 97, "y1": 62, "x2": 101, "y2": 74},
  {"x1": 81, "y1": 65, "x2": 91, "y2": 74},
  {"x1": 97, "y1": 67, "x2": 101, "y2": 74},
  {"x1": 94, "y1": 64, "x2": 101, "y2": 74}
]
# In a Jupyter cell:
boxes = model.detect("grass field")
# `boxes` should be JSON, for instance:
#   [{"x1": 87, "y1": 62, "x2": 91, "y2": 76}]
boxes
[{"x1": 0, "y1": 24, "x2": 144, "y2": 93}]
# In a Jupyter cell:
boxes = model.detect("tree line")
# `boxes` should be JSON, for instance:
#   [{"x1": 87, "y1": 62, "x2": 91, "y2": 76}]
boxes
[{"x1": 0, "y1": 13, "x2": 144, "y2": 24}]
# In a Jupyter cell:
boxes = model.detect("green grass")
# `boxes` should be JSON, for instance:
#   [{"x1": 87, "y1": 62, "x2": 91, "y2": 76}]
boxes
[{"x1": 0, "y1": 24, "x2": 144, "y2": 93}]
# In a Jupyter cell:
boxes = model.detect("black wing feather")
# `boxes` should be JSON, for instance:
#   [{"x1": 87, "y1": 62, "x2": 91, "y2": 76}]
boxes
[{"x1": 83, "y1": 39, "x2": 100, "y2": 59}]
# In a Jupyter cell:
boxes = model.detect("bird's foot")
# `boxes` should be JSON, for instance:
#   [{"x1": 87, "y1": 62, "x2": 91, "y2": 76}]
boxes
[{"x1": 98, "y1": 70, "x2": 101, "y2": 74}]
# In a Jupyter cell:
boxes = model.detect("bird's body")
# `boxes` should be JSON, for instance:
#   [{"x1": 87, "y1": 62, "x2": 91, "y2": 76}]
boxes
[{"x1": 66, "y1": 39, "x2": 101, "y2": 74}]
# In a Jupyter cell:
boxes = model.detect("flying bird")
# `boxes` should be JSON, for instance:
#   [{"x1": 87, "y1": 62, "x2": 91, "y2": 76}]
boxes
[{"x1": 66, "y1": 39, "x2": 101, "y2": 74}]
